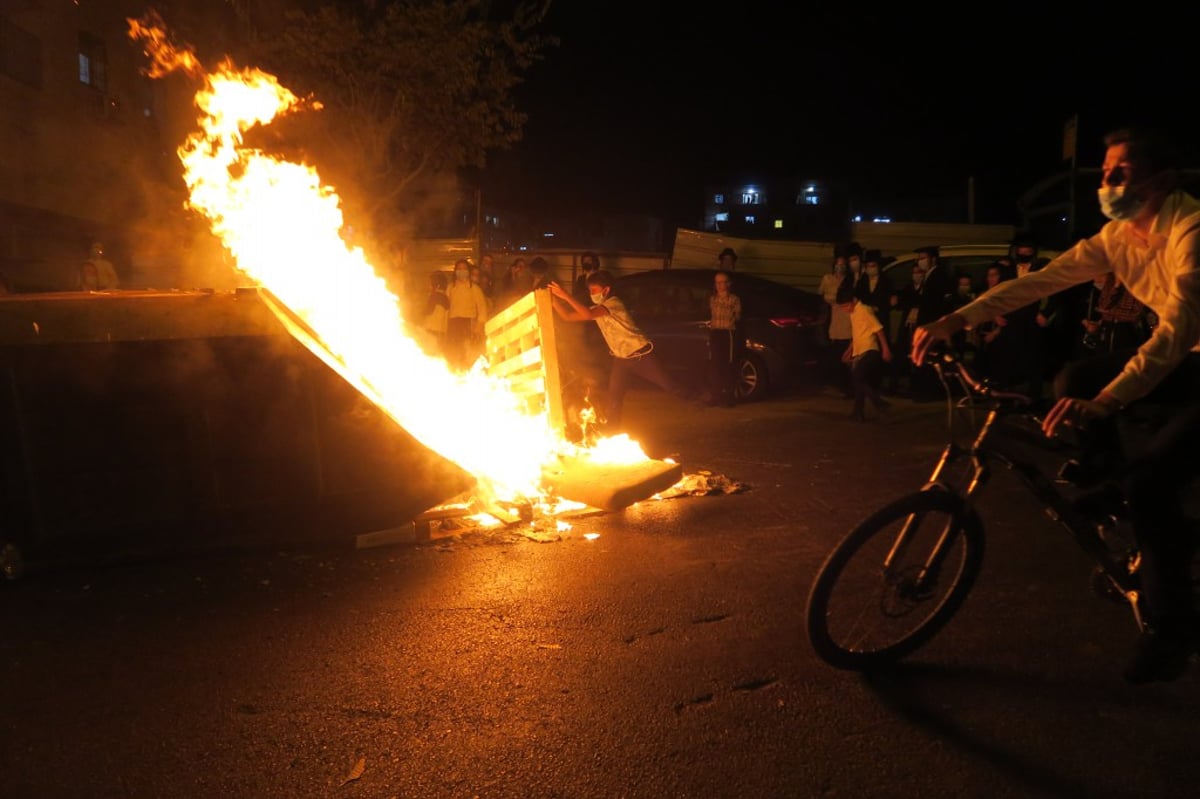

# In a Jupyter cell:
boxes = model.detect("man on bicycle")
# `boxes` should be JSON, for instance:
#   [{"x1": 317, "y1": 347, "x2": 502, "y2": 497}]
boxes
[{"x1": 912, "y1": 126, "x2": 1200, "y2": 684}]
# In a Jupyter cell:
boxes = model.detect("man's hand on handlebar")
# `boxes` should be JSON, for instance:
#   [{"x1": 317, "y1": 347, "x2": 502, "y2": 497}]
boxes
[
  {"x1": 1041, "y1": 394, "x2": 1121, "y2": 439},
  {"x1": 910, "y1": 313, "x2": 968, "y2": 366}
]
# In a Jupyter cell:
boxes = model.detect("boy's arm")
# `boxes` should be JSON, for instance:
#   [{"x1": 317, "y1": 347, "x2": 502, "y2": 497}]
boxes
[
  {"x1": 547, "y1": 282, "x2": 594, "y2": 321},
  {"x1": 875, "y1": 329, "x2": 892, "y2": 360}
]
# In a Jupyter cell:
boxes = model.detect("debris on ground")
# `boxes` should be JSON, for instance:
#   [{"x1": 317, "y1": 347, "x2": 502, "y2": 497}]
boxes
[
  {"x1": 419, "y1": 470, "x2": 747, "y2": 544},
  {"x1": 656, "y1": 470, "x2": 749, "y2": 499}
]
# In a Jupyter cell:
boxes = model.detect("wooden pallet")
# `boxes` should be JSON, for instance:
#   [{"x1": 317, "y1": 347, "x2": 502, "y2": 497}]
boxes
[{"x1": 484, "y1": 289, "x2": 565, "y2": 433}]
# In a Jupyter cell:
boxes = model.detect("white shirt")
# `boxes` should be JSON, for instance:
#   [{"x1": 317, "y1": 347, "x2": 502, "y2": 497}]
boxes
[
  {"x1": 820, "y1": 272, "x2": 852, "y2": 340},
  {"x1": 956, "y1": 190, "x2": 1200, "y2": 405},
  {"x1": 848, "y1": 302, "x2": 883, "y2": 357},
  {"x1": 593, "y1": 295, "x2": 651, "y2": 358}
]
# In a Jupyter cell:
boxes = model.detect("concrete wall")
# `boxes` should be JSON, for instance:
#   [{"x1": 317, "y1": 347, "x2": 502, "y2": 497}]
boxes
[{"x1": 0, "y1": 290, "x2": 473, "y2": 560}]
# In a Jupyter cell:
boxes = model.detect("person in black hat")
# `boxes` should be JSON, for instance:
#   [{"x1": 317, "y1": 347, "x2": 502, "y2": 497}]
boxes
[
  {"x1": 908, "y1": 246, "x2": 952, "y2": 399},
  {"x1": 718, "y1": 247, "x2": 738, "y2": 271},
  {"x1": 855, "y1": 249, "x2": 896, "y2": 391},
  {"x1": 845, "y1": 241, "x2": 865, "y2": 288}
]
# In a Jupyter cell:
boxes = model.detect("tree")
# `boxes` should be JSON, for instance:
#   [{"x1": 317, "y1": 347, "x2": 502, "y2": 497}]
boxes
[{"x1": 232, "y1": 0, "x2": 555, "y2": 249}]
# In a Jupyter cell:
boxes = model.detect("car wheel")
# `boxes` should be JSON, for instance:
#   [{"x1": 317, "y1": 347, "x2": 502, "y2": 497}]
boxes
[{"x1": 735, "y1": 353, "x2": 767, "y2": 402}]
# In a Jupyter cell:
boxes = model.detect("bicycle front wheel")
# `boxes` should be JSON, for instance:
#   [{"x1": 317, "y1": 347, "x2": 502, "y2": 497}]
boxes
[{"x1": 805, "y1": 488, "x2": 985, "y2": 671}]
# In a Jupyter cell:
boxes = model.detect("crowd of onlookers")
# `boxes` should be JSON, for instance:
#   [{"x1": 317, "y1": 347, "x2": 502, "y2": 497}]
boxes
[
  {"x1": 416, "y1": 251, "x2": 580, "y2": 371},
  {"x1": 413, "y1": 237, "x2": 1157, "y2": 430},
  {"x1": 816, "y1": 237, "x2": 1153, "y2": 418}
]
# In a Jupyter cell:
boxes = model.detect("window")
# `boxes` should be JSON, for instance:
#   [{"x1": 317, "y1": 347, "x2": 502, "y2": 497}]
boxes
[
  {"x1": 713, "y1": 193, "x2": 725, "y2": 205},
  {"x1": 773, "y1": 219, "x2": 783, "y2": 229},
  {"x1": 78, "y1": 31, "x2": 107, "y2": 91},
  {"x1": 801, "y1": 184, "x2": 820, "y2": 206},
  {"x1": 1, "y1": 18, "x2": 42, "y2": 88},
  {"x1": 741, "y1": 189, "x2": 762, "y2": 205},
  {"x1": 744, "y1": 215, "x2": 756, "y2": 224},
  {"x1": 714, "y1": 212, "x2": 729, "y2": 222}
]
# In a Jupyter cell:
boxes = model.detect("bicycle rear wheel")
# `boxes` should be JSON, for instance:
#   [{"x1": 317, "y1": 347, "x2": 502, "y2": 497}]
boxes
[{"x1": 806, "y1": 488, "x2": 985, "y2": 671}]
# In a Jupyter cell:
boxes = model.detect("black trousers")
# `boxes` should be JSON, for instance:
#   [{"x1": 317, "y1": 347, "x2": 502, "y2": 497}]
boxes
[
  {"x1": 606, "y1": 347, "x2": 686, "y2": 428},
  {"x1": 1054, "y1": 350, "x2": 1200, "y2": 624},
  {"x1": 708, "y1": 328, "x2": 741, "y2": 406},
  {"x1": 849, "y1": 350, "x2": 885, "y2": 414}
]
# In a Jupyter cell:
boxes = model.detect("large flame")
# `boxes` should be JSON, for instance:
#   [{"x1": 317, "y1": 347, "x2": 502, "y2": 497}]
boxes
[{"x1": 128, "y1": 16, "x2": 651, "y2": 505}]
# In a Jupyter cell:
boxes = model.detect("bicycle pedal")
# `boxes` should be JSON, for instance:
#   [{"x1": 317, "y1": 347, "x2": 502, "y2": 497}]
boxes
[{"x1": 1055, "y1": 459, "x2": 1086, "y2": 486}]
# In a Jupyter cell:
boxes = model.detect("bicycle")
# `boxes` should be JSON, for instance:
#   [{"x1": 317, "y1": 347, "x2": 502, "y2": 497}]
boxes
[{"x1": 804, "y1": 347, "x2": 1153, "y2": 671}]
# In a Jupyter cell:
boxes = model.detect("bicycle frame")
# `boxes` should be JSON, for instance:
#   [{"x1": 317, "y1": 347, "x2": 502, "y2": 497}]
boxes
[{"x1": 905, "y1": 356, "x2": 1145, "y2": 629}]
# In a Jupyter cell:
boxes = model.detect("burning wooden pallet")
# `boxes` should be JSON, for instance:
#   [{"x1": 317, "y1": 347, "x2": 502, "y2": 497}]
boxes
[
  {"x1": 263, "y1": 286, "x2": 681, "y2": 540},
  {"x1": 484, "y1": 289, "x2": 682, "y2": 511},
  {"x1": 482, "y1": 288, "x2": 565, "y2": 432}
]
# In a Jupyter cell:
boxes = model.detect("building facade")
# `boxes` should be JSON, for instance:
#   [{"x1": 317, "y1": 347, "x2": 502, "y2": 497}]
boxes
[
  {"x1": 702, "y1": 175, "x2": 853, "y2": 244},
  {"x1": 0, "y1": 0, "x2": 193, "y2": 291}
]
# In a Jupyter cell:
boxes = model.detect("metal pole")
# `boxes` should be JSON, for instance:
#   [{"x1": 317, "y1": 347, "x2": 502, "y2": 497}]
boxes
[
  {"x1": 1066, "y1": 114, "x2": 1079, "y2": 239},
  {"x1": 474, "y1": 187, "x2": 483, "y2": 264}
]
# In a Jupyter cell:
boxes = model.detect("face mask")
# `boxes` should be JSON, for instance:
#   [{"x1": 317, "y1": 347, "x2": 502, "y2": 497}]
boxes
[
  {"x1": 589, "y1": 292, "x2": 604, "y2": 304},
  {"x1": 1097, "y1": 184, "x2": 1146, "y2": 221},
  {"x1": 834, "y1": 263, "x2": 846, "y2": 274},
  {"x1": 958, "y1": 285, "x2": 972, "y2": 296},
  {"x1": 456, "y1": 270, "x2": 469, "y2": 281}
]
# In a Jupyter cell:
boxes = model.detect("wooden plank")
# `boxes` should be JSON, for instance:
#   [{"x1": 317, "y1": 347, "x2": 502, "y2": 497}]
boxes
[
  {"x1": 356, "y1": 523, "x2": 421, "y2": 549},
  {"x1": 546, "y1": 457, "x2": 684, "y2": 511},
  {"x1": 535, "y1": 289, "x2": 565, "y2": 432}
]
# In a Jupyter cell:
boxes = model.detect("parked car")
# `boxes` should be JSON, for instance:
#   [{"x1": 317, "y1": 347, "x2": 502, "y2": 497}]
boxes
[
  {"x1": 604, "y1": 269, "x2": 828, "y2": 402},
  {"x1": 879, "y1": 243, "x2": 1062, "y2": 337},
  {"x1": 880, "y1": 243, "x2": 1061, "y2": 293}
]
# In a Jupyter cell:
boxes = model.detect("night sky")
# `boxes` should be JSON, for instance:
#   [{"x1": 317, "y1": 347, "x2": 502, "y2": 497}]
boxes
[{"x1": 482, "y1": 4, "x2": 1197, "y2": 231}]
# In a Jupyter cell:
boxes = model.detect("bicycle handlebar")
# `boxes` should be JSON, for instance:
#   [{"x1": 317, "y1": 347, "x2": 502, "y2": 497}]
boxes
[{"x1": 922, "y1": 345, "x2": 1035, "y2": 407}]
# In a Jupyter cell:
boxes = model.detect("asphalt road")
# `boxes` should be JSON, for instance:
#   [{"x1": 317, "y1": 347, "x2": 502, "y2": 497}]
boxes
[{"x1": 3, "y1": 383, "x2": 1199, "y2": 798}]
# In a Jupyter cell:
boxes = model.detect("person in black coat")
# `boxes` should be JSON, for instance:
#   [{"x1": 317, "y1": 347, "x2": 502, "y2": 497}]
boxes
[
  {"x1": 908, "y1": 245, "x2": 953, "y2": 399},
  {"x1": 855, "y1": 249, "x2": 896, "y2": 391},
  {"x1": 914, "y1": 245, "x2": 953, "y2": 326}
]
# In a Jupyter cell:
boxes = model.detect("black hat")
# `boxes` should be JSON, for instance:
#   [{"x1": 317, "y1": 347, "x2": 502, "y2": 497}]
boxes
[
  {"x1": 864, "y1": 249, "x2": 884, "y2": 265},
  {"x1": 845, "y1": 241, "x2": 863, "y2": 259},
  {"x1": 914, "y1": 245, "x2": 939, "y2": 258},
  {"x1": 718, "y1": 247, "x2": 738, "y2": 261}
]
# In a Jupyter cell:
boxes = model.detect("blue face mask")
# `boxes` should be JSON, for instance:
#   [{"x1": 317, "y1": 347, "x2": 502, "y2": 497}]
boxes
[
  {"x1": 589, "y1": 292, "x2": 604, "y2": 305},
  {"x1": 1097, "y1": 185, "x2": 1146, "y2": 221}
]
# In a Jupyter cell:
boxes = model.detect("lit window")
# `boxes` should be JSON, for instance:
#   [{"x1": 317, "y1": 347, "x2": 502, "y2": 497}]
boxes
[
  {"x1": 744, "y1": 215, "x2": 756, "y2": 224},
  {"x1": 774, "y1": 219, "x2": 783, "y2": 229},
  {"x1": 741, "y1": 189, "x2": 761, "y2": 205},
  {"x1": 78, "y1": 31, "x2": 106, "y2": 91},
  {"x1": 801, "y1": 184, "x2": 819, "y2": 206},
  {"x1": 714, "y1": 193, "x2": 725, "y2": 205},
  {"x1": 714, "y1": 212, "x2": 729, "y2": 222}
]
